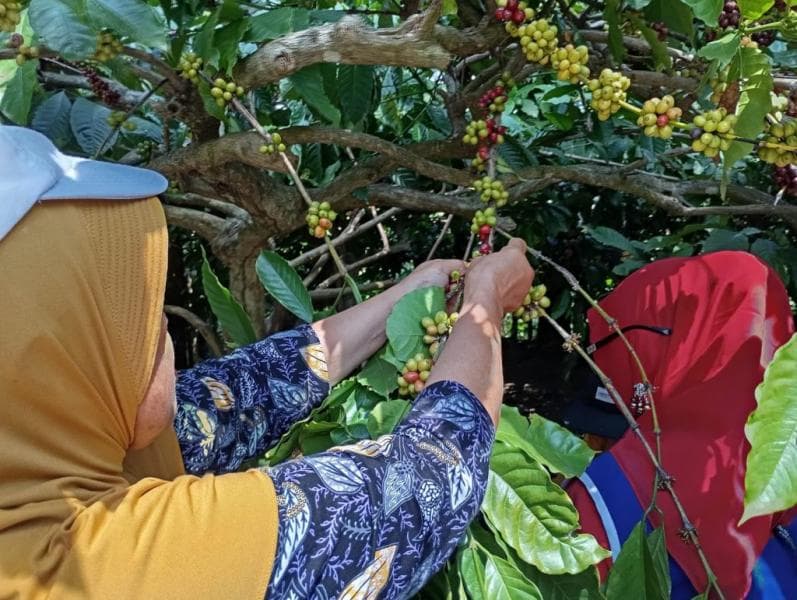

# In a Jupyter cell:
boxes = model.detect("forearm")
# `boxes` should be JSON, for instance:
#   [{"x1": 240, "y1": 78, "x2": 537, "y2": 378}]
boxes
[
  {"x1": 311, "y1": 281, "x2": 410, "y2": 385},
  {"x1": 425, "y1": 288, "x2": 504, "y2": 425}
]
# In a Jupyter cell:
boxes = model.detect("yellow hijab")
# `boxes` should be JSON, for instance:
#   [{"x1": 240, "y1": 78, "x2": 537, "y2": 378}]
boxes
[{"x1": 0, "y1": 197, "x2": 278, "y2": 598}]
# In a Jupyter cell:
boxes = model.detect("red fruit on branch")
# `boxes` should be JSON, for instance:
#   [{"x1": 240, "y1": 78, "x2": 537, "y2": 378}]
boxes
[
  {"x1": 404, "y1": 371, "x2": 420, "y2": 384},
  {"x1": 479, "y1": 224, "x2": 492, "y2": 239},
  {"x1": 657, "y1": 114, "x2": 670, "y2": 127},
  {"x1": 512, "y1": 9, "x2": 526, "y2": 24},
  {"x1": 479, "y1": 242, "x2": 492, "y2": 255}
]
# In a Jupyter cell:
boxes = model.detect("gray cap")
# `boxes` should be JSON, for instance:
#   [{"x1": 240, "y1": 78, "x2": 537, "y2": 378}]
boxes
[{"x1": 0, "y1": 125, "x2": 167, "y2": 242}]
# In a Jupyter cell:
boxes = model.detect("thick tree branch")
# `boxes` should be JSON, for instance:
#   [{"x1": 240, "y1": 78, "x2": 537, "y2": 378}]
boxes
[
  {"x1": 164, "y1": 305, "x2": 223, "y2": 358},
  {"x1": 162, "y1": 205, "x2": 226, "y2": 241}
]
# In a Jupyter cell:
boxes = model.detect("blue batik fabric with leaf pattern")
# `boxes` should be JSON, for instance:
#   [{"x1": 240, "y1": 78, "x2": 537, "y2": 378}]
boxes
[
  {"x1": 175, "y1": 324, "x2": 330, "y2": 474},
  {"x1": 264, "y1": 380, "x2": 495, "y2": 600}
]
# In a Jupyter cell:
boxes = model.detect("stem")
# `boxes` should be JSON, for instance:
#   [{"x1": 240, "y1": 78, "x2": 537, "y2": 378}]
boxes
[
  {"x1": 323, "y1": 235, "x2": 359, "y2": 302},
  {"x1": 619, "y1": 100, "x2": 642, "y2": 114},
  {"x1": 427, "y1": 213, "x2": 455, "y2": 261},
  {"x1": 744, "y1": 20, "x2": 783, "y2": 34}
]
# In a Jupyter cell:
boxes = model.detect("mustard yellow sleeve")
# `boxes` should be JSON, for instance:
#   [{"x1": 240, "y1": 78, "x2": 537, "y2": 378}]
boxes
[{"x1": 50, "y1": 470, "x2": 278, "y2": 600}]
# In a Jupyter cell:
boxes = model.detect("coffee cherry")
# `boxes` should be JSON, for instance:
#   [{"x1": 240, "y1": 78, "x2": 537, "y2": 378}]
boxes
[
  {"x1": 651, "y1": 21, "x2": 668, "y2": 42},
  {"x1": 306, "y1": 200, "x2": 337, "y2": 238},
  {"x1": 718, "y1": 1, "x2": 741, "y2": 29},
  {"x1": 94, "y1": 31, "x2": 123, "y2": 62},
  {"x1": 471, "y1": 176, "x2": 509, "y2": 207},
  {"x1": 758, "y1": 118, "x2": 797, "y2": 167},
  {"x1": 774, "y1": 164, "x2": 797, "y2": 196},
  {"x1": 209, "y1": 76, "x2": 246, "y2": 109},
  {"x1": 637, "y1": 96, "x2": 681, "y2": 140},
  {"x1": 588, "y1": 69, "x2": 631, "y2": 121},
  {"x1": 752, "y1": 29, "x2": 776, "y2": 47},
  {"x1": 513, "y1": 283, "x2": 550, "y2": 321},
  {"x1": 0, "y1": 1, "x2": 23, "y2": 33},
  {"x1": 107, "y1": 110, "x2": 134, "y2": 130},
  {"x1": 177, "y1": 53, "x2": 203, "y2": 84},
  {"x1": 495, "y1": 0, "x2": 534, "y2": 26},
  {"x1": 511, "y1": 18, "x2": 559, "y2": 64},
  {"x1": 690, "y1": 109, "x2": 736, "y2": 158},
  {"x1": 6, "y1": 32, "x2": 22, "y2": 48},
  {"x1": 551, "y1": 44, "x2": 590, "y2": 84}
]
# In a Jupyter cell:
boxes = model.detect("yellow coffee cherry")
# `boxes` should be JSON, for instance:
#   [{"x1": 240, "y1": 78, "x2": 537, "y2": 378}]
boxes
[
  {"x1": 690, "y1": 109, "x2": 736, "y2": 159},
  {"x1": 637, "y1": 96, "x2": 681, "y2": 140},
  {"x1": 587, "y1": 69, "x2": 631, "y2": 121},
  {"x1": 552, "y1": 44, "x2": 590, "y2": 84},
  {"x1": 758, "y1": 118, "x2": 797, "y2": 167}
]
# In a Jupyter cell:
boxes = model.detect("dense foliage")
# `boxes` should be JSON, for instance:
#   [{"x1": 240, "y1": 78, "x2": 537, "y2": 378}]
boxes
[{"x1": 3, "y1": 0, "x2": 797, "y2": 597}]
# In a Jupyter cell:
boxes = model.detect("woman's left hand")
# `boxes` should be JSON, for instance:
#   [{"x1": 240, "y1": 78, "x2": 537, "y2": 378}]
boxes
[{"x1": 401, "y1": 259, "x2": 466, "y2": 291}]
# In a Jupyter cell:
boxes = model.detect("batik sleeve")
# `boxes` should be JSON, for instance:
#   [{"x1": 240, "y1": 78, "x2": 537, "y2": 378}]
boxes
[
  {"x1": 263, "y1": 380, "x2": 495, "y2": 599},
  {"x1": 174, "y1": 323, "x2": 330, "y2": 475}
]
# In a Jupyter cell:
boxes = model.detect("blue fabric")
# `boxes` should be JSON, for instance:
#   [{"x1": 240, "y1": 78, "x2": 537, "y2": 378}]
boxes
[
  {"x1": 584, "y1": 453, "x2": 797, "y2": 600},
  {"x1": 264, "y1": 381, "x2": 495, "y2": 599},
  {"x1": 174, "y1": 325, "x2": 495, "y2": 598},
  {"x1": 175, "y1": 324, "x2": 330, "y2": 474}
]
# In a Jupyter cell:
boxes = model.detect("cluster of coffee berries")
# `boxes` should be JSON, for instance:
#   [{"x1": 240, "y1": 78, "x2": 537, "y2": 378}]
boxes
[
  {"x1": 651, "y1": 21, "x2": 668, "y2": 42},
  {"x1": 775, "y1": 165, "x2": 797, "y2": 196},
  {"x1": 752, "y1": 29, "x2": 776, "y2": 47},
  {"x1": 470, "y1": 206, "x2": 498, "y2": 247},
  {"x1": 398, "y1": 352, "x2": 433, "y2": 396},
  {"x1": 478, "y1": 85, "x2": 509, "y2": 113},
  {"x1": 473, "y1": 176, "x2": 509, "y2": 207},
  {"x1": 136, "y1": 140, "x2": 157, "y2": 160},
  {"x1": 107, "y1": 110, "x2": 135, "y2": 130},
  {"x1": 552, "y1": 44, "x2": 590, "y2": 84},
  {"x1": 463, "y1": 119, "x2": 507, "y2": 160},
  {"x1": 637, "y1": 96, "x2": 682, "y2": 140},
  {"x1": 494, "y1": 0, "x2": 534, "y2": 26},
  {"x1": 718, "y1": 1, "x2": 741, "y2": 29},
  {"x1": 710, "y1": 69, "x2": 730, "y2": 105},
  {"x1": 0, "y1": 1, "x2": 23, "y2": 33},
  {"x1": 512, "y1": 284, "x2": 550, "y2": 321},
  {"x1": 210, "y1": 77, "x2": 245, "y2": 108},
  {"x1": 421, "y1": 311, "x2": 458, "y2": 356},
  {"x1": 588, "y1": 69, "x2": 631, "y2": 121},
  {"x1": 758, "y1": 119, "x2": 797, "y2": 166},
  {"x1": 306, "y1": 200, "x2": 337, "y2": 238},
  {"x1": 259, "y1": 132, "x2": 287, "y2": 155},
  {"x1": 690, "y1": 109, "x2": 736, "y2": 158},
  {"x1": 445, "y1": 269, "x2": 463, "y2": 296},
  {"x1": 13, "y1": 42, "x2": 38, "y2": 65},
  {"x1": 177, "y1": 53, "x2": 203, "y2": 84},
  {"x1": 83, "y1": 66, "x2": 121, "y2": 105},
  {"x1": 94, "y1": 31, "x2": 123, "y2": 62},
  {"x1": 516, "y1": 19, "x2": 559, "y2": 64}
]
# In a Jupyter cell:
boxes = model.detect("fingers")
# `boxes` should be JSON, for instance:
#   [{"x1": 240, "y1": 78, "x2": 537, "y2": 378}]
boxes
[{"x1": 503, "y1": 237, "x2": 527, "y2": 254}]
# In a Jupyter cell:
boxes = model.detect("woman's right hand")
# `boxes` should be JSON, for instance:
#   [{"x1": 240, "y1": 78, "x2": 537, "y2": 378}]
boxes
[{"x1": 464, "y1": 238, "x2": 534, "y2": 313}]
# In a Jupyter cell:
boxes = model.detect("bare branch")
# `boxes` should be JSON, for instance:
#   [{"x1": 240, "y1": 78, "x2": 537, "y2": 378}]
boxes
[
  {"x1": 164, "y1": 304, "x2": 223, "y2": 358},
  {"x1": 316, "y1": 242, "x2": 410, "y2": 289},
  {"x1": 310, "y1": 279, "x2": 397, "y2": 301},
  {"x1": 162, "y1": 204, "x2": 226, "y2": 241}
]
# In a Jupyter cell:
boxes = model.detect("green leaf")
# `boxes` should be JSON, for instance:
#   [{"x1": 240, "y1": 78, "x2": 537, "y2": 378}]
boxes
[
  {"x1": 290, "y1": 65, "x2": 341, "y2": 126},
  {"x1": 194, "y1": 9, "x2": 220, "y2": 67},
  {"x1": 701, "y1": 229, "x2": 750, "y2": 252},
  {"x1": 246, "y1": 7, "x2": 310, "y2": 41},
  {"x1": 366, "y1": 400, "x2": 410, "y2": 437},
  {"x1": 741, "y1": 332, "x2": 797, "y2": 523},
  {"x1": 679, "y1": 0, "x2": 723, "y2": 26},
  {"x1": 69, "y1": 97, "x2": 116, "y2": 155},
  {"x1": 646, "y1": 528, "x2": 671, "y2": 599},
  {"x1": 496, "y1": 406, "x2": 595, "y2": 478},
  {"x1": 604, "y1": 0, "x2": 626, "y2": 63},
  {"x1": 459, "y1": 547, "x2": 488, "y2": 600},
  {"x1": 483, "y1": 446, "x2": 610, "y2": 575},
  {"x1": 738, "y1": 0, "x2": 775, "y2": 19},
  {"x1": 627, "y1": 0, "x2": 654, "y2": 8},
  {"x1": 256, "y1": 250, "x2": 314, "y2": 323},
  {"x1": 484, "y1": 554, "x2": 543, "y2": 600},
  {"x1": 29, "y1": 0, "x2": 96, "y2": 60},
  {"x1": 31, "y1": 92, "x2": 73, "y2": 145},
  {"x1": 214, "y1": 19, "x2": 249, "y2": 74},
  {"x1": 524, "y1": 565, "x2": 605, "y2": 600},
  {"x1": 386, "y1": 286, "x2": 446, "y2": 361},
  {"x1": 697, "y1": 32, "x2": 741, "y2": 66},
  {"x1": 644, "y1": 0, "x2": 694, "y2": 37},
  {"x1": 605, "y1": 522, "x2": 669, "y2": 600},
  {"x1": 586, "y1": 226, "x2": 637, "y2": 254},
  {"x1": 357, "y1": 346, "x2": 400, "y2": 398},
  {"x1": 344, "y1": 274, "x2": 363, "y2": 304},
  {"x1": 0, "y1": 60, "x2": 37, "y2": 125},
  {"x1": 724, "y1": 47, "x2": 773, "y2": 167},
  {"x1": 86, "y1": 0, "x2": 166, "y2": 49},
  {"x1": 338, "y1": 65, "x2": 375, "y2": 126},
  {"x1": 201, "y1": 250, "x2": 257, "y2": 348}
]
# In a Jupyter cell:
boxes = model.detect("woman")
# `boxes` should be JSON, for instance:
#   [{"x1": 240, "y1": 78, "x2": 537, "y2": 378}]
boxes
[{"x1": 0, "y1": 125, "x2": 533, "y2": 598}]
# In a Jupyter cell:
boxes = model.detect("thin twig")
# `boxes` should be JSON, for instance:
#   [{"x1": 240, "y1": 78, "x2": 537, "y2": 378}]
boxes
[
  {"x1": 164, "y1": 304, "x2": 223, "y2": 357},
  {"x1": 427, "y1": 213, "x2": 455, "y2": 260}
]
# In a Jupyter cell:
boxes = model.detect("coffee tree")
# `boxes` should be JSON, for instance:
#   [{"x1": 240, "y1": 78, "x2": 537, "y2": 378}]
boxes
[{"x1": 3, "y1": 0, "x2": 797, "y2": 597}]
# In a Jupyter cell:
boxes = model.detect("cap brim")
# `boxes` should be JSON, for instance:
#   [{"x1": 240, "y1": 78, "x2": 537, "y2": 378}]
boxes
[{"x1": 40, "y1": 157, "x2": 168, "y2": 201}]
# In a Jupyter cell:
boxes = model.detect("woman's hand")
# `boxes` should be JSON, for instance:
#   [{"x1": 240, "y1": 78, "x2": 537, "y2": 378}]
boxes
[
  {"x1": 465, "y1": 238, "x2": 534, "y2": 313},
  {"x1": 400, "y1": 259, "x2": 466, "y2": 291}
]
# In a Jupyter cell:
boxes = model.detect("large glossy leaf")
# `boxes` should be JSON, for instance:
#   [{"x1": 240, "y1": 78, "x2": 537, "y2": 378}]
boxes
[
  {"x1": 69, "y1": 97, "x2": 116, "y2": 155},
  {"x1": 524, "y1": 564, "x2": 604, "y2": 600},
  {"x1": 86, "y1": 0, "x2": 166, "y2": 48},
  {"x1": 605, "y1": 523, "x2": 670, "y2": 600},
  {"x1": 386, "y1": 286, "x2": 446, "y2": 361},
  {"x1": 496, "y1": 406, "x2": 595, "y2": 478},
  {"x1": 484, "y1": 554, "x2": 543, "y2": 600},
  {"x1": 357, "y1": 345, "x2": 399, "y2": 398},
  {"x1": 603, "y1": 0, "x2": 625, "y2": 63},
  {"x1": 246, "y1": 7, "x2": 310, "y2": 41},
  {"x1": 644, "y1": 0, "x2": 694, "y2": 37},
  {"x1": 290, "y1": 65, "x2": 341, "y2": 126},
  {"x1": 738, "y1": 0, "x2": 775, "y2": 19},
  {"x1": 31, "y1": 91, "x2": 72, "y2": 145},
  {"x1": 0, "y1": 60, "x2": 37, "y2": 125},
  {"x1": 697, "y1": 32, "x2": 741, "y2": 67},
  {"x1": 338, "y1": 65, "x2": 374, "y2": 125},
  {"x1": 724, "y1": 47, "x2": 773, "y2": 167},
  {"x1": 483, "y1": 445, "x2": 610, "y2": 575},
  {"x1": 201, "y1": 251, "x2": 257, "y2": 348},
  {"x1": 29, "y1": 0, "x2": 96, "y2": 59},
  {"x1": 366, "y1": 400, "x2": 410, "y2": 437},
  {"x1": 256, "y1": 250, "x2": 314, "y2": 323},
  {"x1": 741, "y1": 332, "x2": 797, "y2": 523},
  {"x1": 459, "y1": 547, "x2": 488, "y2": 600},
  {"x1": 679, "y1": 0, "x2": 723, "y2": 26}
]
